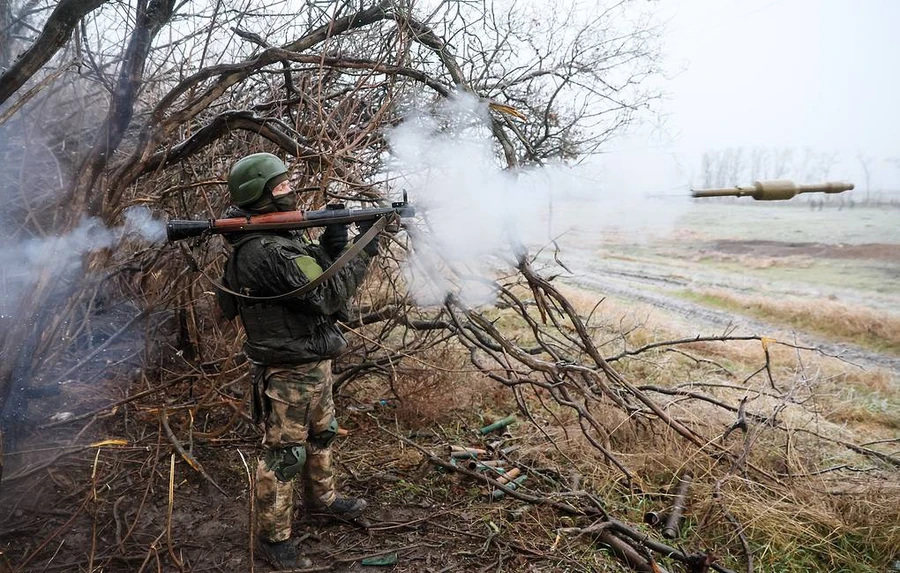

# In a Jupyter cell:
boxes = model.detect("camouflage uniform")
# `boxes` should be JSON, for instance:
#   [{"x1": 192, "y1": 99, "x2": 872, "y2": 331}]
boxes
[
  {"x1": 253, "y1": 361, "x2": 337, "y2": 541},
  {"x1": 218, "y1": 217, "x2": 371, "y2": 544}
]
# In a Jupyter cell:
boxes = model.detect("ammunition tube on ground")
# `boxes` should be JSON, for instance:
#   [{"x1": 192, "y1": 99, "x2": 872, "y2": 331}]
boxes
[
  {"x1": 467, "y1": 459, "x2": 507, "y2": 471},
  {"x1": 491, "y1": 475, "x2": 528, "y2": 500},
  {"x1": 494, "y1": 467, "x2": 522, "y2": 485},
  {"x1": 449, "y1": 446, "x2": 488, "y2": 459},
  {"x1": 597, "y1": 531, "x2": 665, "y2": 573},
  {"x1": 643, "y1": 511, "x2": 662, "y2": 527},
  {"x1": 499, "y1": 445, "x2": 519, "y2": 456},
  {"x1": 662, "y1": 472, "x2": 693, "y2": 539},
  {"x1": 479, "y1": 415, "x2": 517, "y2": 435}
]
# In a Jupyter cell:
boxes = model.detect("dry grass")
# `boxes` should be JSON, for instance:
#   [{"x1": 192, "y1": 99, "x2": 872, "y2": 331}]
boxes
[
  {"x1": 346, "y1": 280, "x2": 900, "y2": 572},
  {"x1": 683, "y1": 288, "x2": 900, "y2": 355},
  {"x1": 347, "y1": 343, "x2": 514, "y2": 428},
  {"x1": 319, "y1": 266, "x2": 900, "y2": 571}
]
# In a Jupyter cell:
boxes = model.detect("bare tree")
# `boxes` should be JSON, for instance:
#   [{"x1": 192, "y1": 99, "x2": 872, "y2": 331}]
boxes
[
  {"x1": 0, "y1": 0, "x2": 107, "y2": 104},
  {"x1": 0, "y1": 0, "x2": 662, "y2": 470},
  {"x1": 700, "y1": 146, "x2": 842, "y2": 189},
  {"x1": 857, "y1": 152, "x2": 872, "y2": 203}
]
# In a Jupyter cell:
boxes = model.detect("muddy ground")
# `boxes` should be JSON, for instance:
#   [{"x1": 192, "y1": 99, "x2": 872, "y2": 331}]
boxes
[{"x1": 0, "y1": 369, "x2": 592, "y2": 573}]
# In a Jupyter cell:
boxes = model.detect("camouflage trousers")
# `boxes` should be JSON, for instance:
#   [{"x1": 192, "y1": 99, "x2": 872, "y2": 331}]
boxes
[{"x1": 252, "y1": 360, "x2": 338, "y2": 543}]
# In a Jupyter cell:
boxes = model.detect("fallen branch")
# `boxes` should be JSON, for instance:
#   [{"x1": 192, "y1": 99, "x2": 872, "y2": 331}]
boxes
[
  {"x1": 376, "y1": 419, "x2": 737, "y2": 573},
  {"x1": 159, "y1": 410, "x2": 227, "y2": 495}
]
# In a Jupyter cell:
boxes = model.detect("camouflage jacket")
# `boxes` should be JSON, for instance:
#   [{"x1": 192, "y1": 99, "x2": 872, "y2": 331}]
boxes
[{"x1": 217, "y1": 210, "x2": 370, "y2": 365}]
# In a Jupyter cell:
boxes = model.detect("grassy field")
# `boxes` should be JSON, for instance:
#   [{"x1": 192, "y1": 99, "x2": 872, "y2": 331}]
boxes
[
  {"x1": 518, "y1": 199, "x2": 900, "y2": 570},
  {"x1": 674, "y1": 201, "x2": 900, "y2": 245},
  {"x1": 551, "y1": 199, "x2": 900, "y2": 366}
]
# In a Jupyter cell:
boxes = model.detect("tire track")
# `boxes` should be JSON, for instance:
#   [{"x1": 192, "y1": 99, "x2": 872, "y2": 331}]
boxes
[{"x1": 555, "y1": 261, "x2": 900, "y2": 375}]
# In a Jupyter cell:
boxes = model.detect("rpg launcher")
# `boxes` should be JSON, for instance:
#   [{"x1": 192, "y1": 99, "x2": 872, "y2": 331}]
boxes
[{"x1": 166, "y1": 194, "x2": 415, "y2": 242}]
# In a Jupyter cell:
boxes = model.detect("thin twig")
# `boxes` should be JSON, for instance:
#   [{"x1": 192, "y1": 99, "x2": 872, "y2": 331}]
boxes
[
  {"x1": 166, "y1": 454, "x2": 184, "y2": 571},
  {"x1": 159, "y1": 410, "x2": 227, "y2": 494}
]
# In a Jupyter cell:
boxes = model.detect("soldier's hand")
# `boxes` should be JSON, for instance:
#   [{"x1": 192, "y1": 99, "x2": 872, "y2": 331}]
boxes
[
  {"x1": 320, "y1": 223, "x2": 349, "y2": 258},
  {"x1": 354, "y1": 220, "x2": 380, "y2": 256},
  {"x1": 383, "y1": 213, "x2": 401, "y2": 235}
]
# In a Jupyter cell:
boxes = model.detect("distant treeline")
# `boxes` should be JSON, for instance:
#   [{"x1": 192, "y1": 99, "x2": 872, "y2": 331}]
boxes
[{"x1": 697, "y1": 147, "x2": 899, "y2": 205}]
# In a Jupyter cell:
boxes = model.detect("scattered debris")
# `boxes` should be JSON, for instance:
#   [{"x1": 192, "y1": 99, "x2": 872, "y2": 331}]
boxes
[
  {"x1": 478, "y1": 414, "x2": 516, "y2": 435},
  {"x1": 360, "y1": 552, "x2": 399, "y2": 566},
  {"x1": 662, "y1": 472, "x2": 693, "y2": 540}
]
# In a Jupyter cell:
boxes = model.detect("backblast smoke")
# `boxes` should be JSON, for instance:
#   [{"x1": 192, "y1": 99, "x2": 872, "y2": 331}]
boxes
[{"x1": 383, "y1": 94, "x2": 685, "y2": 306}]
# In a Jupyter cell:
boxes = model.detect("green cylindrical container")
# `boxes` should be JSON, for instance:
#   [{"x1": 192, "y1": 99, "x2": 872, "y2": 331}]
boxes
[{"x1": 479, "y1": 415, "x2": 516, "y2": 435}]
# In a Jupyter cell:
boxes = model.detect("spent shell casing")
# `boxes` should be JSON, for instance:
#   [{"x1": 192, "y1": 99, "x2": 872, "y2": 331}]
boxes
[
  {"x1": 479, "y1": 415, "x2": 517, "y2": 435},
  {"x1": 449, "y1": 446, "x2": 488, "y2": 459},
  {"x1": 494, "y1": 467, "x2": 521, "y2": 485},
  {"x1": 491, "y1": 475, "x2": 528, "y2": 500},
  {"x1": 467, "y1": 459, "x2": 507, "y2": 471},
  {"x1": 499, "y1": 445, "x2": 519, "y2": 456},
  {"x1": 662, "y1": 472, "x2": 693, "y2": 539}
]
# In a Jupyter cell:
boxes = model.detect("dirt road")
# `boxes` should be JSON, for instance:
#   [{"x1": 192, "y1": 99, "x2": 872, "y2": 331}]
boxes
[{"x1": 561, "y1": 260, "x2": 900, "y2": 374}]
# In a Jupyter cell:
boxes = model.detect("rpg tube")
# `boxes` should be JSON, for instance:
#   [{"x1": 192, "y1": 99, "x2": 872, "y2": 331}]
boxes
[
  {"x1": 449, "y1": 446, "x2": 488, "y2": 459},
  {"x1": 166, "y1": 200, "x2": 415, "y2": 242},
  {"x1": 662, "y1": 472, "x2": 693, "y2": 539},
  {"x1": 479, "y1": 415, "x2": 516, "y2": 435}
]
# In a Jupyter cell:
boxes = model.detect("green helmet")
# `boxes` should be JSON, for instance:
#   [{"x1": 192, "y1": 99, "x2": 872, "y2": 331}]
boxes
[{"x1": 228, "y1": 153, "x2": 289, "y2": 206}]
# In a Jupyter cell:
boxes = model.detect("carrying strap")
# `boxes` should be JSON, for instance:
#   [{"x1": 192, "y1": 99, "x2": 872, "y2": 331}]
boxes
[{"x1": 208, "y1": 216, "x2": 387, "y2": 302}]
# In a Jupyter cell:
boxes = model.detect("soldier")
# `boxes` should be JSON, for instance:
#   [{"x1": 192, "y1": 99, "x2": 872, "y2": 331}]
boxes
[{"x1": 216, "y1": 153, "x2": 379, "y2": 569}]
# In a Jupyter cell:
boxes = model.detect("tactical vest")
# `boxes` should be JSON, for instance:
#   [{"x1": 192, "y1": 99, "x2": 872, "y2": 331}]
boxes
[{"x1": 221, "y1": 234, "x2": 347, "y2": 365}]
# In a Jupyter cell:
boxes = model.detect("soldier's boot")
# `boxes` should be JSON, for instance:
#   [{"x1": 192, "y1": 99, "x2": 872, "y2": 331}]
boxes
[
  {"x1": 257, "y1": 538, "x2": 312, "y2": 570},
  {"x1": 256, "y1": 448, "x2": 313, "y2": 567},
  {"x1": 318, "y1": 495, "x2": 368, "y2": 517},
  {"x1": 302, "y1": 443, "x2": 368, "y2": 520}
]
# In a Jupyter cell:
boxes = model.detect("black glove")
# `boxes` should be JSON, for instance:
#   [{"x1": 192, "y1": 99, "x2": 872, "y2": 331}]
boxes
[
  {"x1": 320, "y1": 223, "x2": 349, "y2": 258},
  {"x1": 354, "y1": 220, "x2": 380, "y2": 256}
]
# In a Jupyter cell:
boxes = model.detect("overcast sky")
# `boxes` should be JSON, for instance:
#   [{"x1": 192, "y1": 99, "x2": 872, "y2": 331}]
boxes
[{"x1": 598, "y1": 0, "x2": 900, "y2": 194}]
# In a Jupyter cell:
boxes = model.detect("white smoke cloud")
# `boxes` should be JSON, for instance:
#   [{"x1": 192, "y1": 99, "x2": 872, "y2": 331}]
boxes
[
  {"x1": 123, "y1": 205, "x2": 167, "y2": 243},
  {"x1": 0, "y1": 206, "x2": 166, "y2": 317},
  {"x1": 383, "y1": 94, "x2": 685, "y2": 306}
]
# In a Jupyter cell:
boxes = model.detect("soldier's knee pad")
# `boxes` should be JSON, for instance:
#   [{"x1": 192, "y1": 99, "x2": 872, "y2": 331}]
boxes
[
  {"x1": 264, "y1": 444, "x2": 307, "y2": 482},
  {"x1": 309, "y1": 418, "x2": 339, "y2": 449}
]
